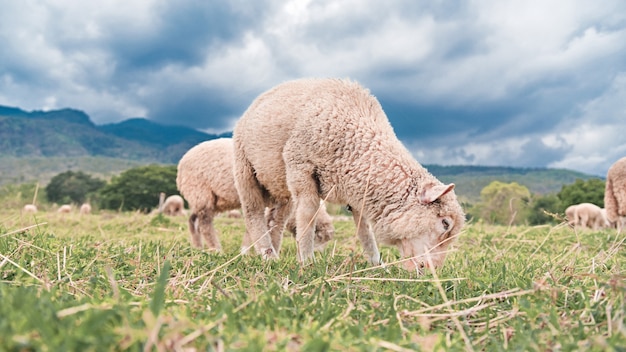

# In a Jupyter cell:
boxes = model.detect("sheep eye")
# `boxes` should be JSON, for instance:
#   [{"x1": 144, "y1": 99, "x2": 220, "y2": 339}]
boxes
[{"x1": 442, "y1": 219, "x2": 450, "y2": 231}]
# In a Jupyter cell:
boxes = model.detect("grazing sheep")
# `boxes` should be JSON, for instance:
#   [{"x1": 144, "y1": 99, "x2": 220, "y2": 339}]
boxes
[
  {"x1": 226, "y1": 210, "x2": 242, "y2": 218},
  {"x1": 574, "y1": 203, "x2": 605, "y2": 230},
  {"x1": 159, "y1": 193, "x2": 185, "y2": 216},
  {"x1": 176, "y1": 138, "x2": 334, "y2": 250},
  {"x1": 23, "y1": 204, "x2": 38, "y2": 213},
  {"x1": 565, "y1": 204, "x2": 578, "y2": 227},
  {"x1": 80, "y1": 203, "x2": 92, "y2": 215},
  {"x1": 605, "y1": 156, "x2": 626, "y2": 231},
  {"x1": 233, "y1": 78, "x2": 465, "y2": 271},
  {"x1": 599, "y1": 208, "x2": 613, "y2": 228},
  {"x1": 57, "y1": 204, "x2": 72, "y2": 214},
  {"x1": 268, "y1": 200, "x2": 335, "y2": 252}
]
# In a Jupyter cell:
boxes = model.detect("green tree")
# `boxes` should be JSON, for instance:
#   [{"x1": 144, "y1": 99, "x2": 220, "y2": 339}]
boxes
[
  {"x1": 45, "y1": 171, "x2": 106, "y2": 204},
  {"x1": 471, "y1": 181, "x2": 531, "y2": 225},
  {"x1": 98, "y1": 164, "x2": 178, "y2": 212},
  {"x1": 557, "y1": 178, "x2": 605, "y2": 210},
  {"x1": 528, "y1": 194, "x2": 562, "y2": 225}
]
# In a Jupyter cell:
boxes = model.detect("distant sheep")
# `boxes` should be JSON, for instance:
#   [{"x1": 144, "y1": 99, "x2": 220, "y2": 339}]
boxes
[
  {"x1": 605, "y1": 156, "x2": 626, "y2": 231},
  {"x1": 233, "y1": 78, "x2": 465, "y2": 271},
  {"x1": 176, "y1": 138, "x2": 334, "y2": 251},
  {"x1": 565, "y1": 204, "x2": 578, "y2": 227},
  {"x1": 57, "y1": 204, "x2": 72, "y2": 214},
  {"x1": 159, "y1": 193, "x2": 185, "y2": 216},
  {"x1": 23, "y1": 204, "x2": 38, "y2": 213},
  {"x1": 80, "y1": 203, "x2": 92, "y2": 215},
  {"x1": 574, "y1": 203, "x2": 605, "y2": 230}
]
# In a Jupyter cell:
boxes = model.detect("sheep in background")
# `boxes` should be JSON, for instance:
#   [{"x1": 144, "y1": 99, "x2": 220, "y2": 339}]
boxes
[
  {"x1": 565, "y1": 204, "x2": 579, "y2": 227},
  {"x1": 605, "y1": 156, "x2": 626, "y2": 232},
  {"x1": 225, "y1": 210, "x2": 242, "y2": 219},
  {"x1": 158, "y1": 193, "x2": 185, "y2": 216},
  {"x1": 599, "y1": 208, "x2": 614, "y2": 228},
  {"x1": 57, "y1": 204, "x2": 72, "y2": 214},
  {"x1": 233, "y1": 78, "x2": 465, "y2": 271},
  {"x1": 574, "y1": 203, "x2": 605, "y2": 230},
  {"x1": 176, "y1": 138, "x2": 334, "y2": 251},
  {"x1": 282, "y1": 200, "x2": 334, "y2": 252},
  {"x1": 23, "y1": 183, "x2": 40, "y2": 214},
  {"x1": 80, "y1": 203, "x2": 92, "y2": 215},
  {"x1": 23, "y1": 204, "x2": 38, "y2": 213}
]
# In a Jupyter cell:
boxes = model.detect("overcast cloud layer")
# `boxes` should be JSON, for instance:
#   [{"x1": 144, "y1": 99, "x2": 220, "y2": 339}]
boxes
[{"x1": 1, "y1": 0, "x2": 625, "y2": 176}]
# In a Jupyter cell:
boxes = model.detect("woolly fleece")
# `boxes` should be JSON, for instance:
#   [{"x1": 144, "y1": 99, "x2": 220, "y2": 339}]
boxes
[{"x1": 233, "y1": 78, "x2": 465, "y2": 271}]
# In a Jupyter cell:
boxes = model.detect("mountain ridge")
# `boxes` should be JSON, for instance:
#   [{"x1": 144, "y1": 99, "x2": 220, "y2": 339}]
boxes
[
  {"x1": 0, "y1": 104, "x2": 226, "y2": 163},
  {"x1": 0, "y1": 104, "x2": 600, "y2": 201}
]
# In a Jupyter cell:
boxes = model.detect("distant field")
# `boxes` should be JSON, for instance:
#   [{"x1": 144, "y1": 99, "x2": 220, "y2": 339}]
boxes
[
  {"x1": 0, "y1": 156, "x2": 159, "y2": 185},
  {"x1": 1, "y1": 209, "x2": 624, "y2": 350},
  {"x1": 0, "y1": 157, "x2": 599, "y2": 205}
]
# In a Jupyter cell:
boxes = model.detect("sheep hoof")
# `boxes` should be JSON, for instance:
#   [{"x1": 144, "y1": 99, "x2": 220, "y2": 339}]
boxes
[{"x1": 262, "y1": 248, "x2": 278, "y2": 260}]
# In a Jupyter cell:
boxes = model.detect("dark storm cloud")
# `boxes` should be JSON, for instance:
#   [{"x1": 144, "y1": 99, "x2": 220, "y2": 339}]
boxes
[
  {"x1": 147, "y1": 87, "x2": 240, "y2": 131},
  {"x1": 2, "y1": 0, "x2": 626, "y2": 175},
  {"x1": 103, "y1": 1, "x2": 277, "y2": 71}
]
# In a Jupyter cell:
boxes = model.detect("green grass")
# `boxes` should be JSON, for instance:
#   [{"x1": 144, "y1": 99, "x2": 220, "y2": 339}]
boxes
[{"x1": 0, "y1": 210, "x2": 624, "y2": 351}]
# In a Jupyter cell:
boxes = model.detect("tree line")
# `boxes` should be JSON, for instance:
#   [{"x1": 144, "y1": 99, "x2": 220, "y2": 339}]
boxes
[{"x1": 5, "y1": 164, "x2": 606, "y2": 223}]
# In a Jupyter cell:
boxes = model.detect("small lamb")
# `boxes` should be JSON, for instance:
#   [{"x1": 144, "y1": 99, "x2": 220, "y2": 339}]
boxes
[{"x1": 233, "y1": 78, "x2": 465, "y2": 271}]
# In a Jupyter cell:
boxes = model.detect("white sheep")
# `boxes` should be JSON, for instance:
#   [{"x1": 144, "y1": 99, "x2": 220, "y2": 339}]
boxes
[
  {"x1": 574, "y1": 203, "x2": 605, "y2": 230},
  {"x1": 23, "y1": 204, "x2": 38, "y2": 213},
  {"x1": 176, "y1": 138, "x2": 334, "y2": 250},
  {"x1": 565, "y1": 204, "x2": 578, "y2": 227},
  {"x1": 233, "y1": 78, "x2": 465, "y2": 271},
  {"x1": 605, "y1": 156, "x2": 626, "y2": 232},
  {"x1": 80, "y1": 203, "x2": 92, "y2": 215},
  {"x1": 57, "y1": 204, "x2": 72, "y2": 214},
  {"x1": 158, "y1": 193, "x2": 185, "y2": 216}
]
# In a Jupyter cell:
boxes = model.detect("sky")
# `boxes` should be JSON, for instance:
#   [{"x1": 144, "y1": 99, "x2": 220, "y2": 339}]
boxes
[{"x1": 1, "y1": 0, "x2": 625, "y2": 176}]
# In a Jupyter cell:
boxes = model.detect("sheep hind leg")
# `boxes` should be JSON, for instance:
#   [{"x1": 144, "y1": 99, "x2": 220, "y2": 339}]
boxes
[
  {"x1": 188, "y1": 213, "x2": 202, "y2": 248},
  {"x1": 284, "y1": 161, "x2": 322, "y2": 264},
  {"x1": 351, "y1": 208, "x2": 381, "y2": 266},
  {"x1": 265, "y1": 201, "x2": 291, "y2": 255},
  {"x1": 197, "y1": 207, "x2": 221, "y2": 251},
  {"x1": 235, "y1": 156, "x2": 277, "y2": 259}
]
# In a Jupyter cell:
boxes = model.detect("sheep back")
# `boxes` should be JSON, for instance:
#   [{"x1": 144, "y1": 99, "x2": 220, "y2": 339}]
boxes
[{"x1": 176, "y1": 138, "x2": 241, "y2": 213}]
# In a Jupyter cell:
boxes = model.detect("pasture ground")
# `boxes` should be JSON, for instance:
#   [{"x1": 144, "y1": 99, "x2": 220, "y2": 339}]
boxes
[{"x1": 0, "y1": 209, "x2": 624, "y2": 351}]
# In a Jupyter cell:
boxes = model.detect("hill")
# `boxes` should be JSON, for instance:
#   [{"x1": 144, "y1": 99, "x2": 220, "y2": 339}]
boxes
[
  {"x1": 0, "y1": 105, "x2": 601, "y2": 202},
  {"x1": 427, "y1": 165, "x2": 599, "y2": 203},
  {"x1": 0, "y1": 105, "x2": 227, "y2": 163}
]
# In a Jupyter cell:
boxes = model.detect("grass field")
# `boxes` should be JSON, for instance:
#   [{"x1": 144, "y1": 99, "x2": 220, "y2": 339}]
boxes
[{"x1": 0, "y1": 209, "x2": 624, "y2": 351}]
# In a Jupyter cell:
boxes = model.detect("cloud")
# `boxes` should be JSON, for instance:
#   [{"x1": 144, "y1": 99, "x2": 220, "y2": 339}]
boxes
[{"x1": 1, "y1": 0, "x2": 626, "y2": 175}]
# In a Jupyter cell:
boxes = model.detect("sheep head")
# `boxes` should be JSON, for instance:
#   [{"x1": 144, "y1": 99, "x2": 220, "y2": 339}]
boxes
[{"x1": 378, "y1": 182, "x2": 465, "y2": 273}]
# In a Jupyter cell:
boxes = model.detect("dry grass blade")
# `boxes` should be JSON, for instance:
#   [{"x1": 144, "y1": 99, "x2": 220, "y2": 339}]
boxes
[
  {"x1": 0, "y1": 222, "x2": 47, "y2": 238},
  {"x1": 425, "y1": 254, "x2": 474, "y2": 352},
  {"x1": 0, "y1": 251, "x2": 44, "y2": 283}
]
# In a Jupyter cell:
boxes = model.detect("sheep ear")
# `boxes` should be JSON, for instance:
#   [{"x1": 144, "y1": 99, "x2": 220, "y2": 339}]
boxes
[{"x1": 420, "y1": 183, "x2": 455, "y2": 204}]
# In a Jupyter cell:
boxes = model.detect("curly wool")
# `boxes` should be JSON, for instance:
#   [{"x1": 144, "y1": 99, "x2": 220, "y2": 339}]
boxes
[
  {"x1": 605, "y1": 157, "x2": 626, "y2": 228},
  {"x1": 233, "y1": 78, "x2": 465, "y2": 270}
]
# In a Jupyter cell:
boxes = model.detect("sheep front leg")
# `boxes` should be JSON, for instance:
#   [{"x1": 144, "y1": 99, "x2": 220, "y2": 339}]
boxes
[
  {"x1": 294, "y1": 197, "x2": 320, "y2": 263},
  {"x1": 351, "y1": 208, "x2": 381, "y2": 265}
]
